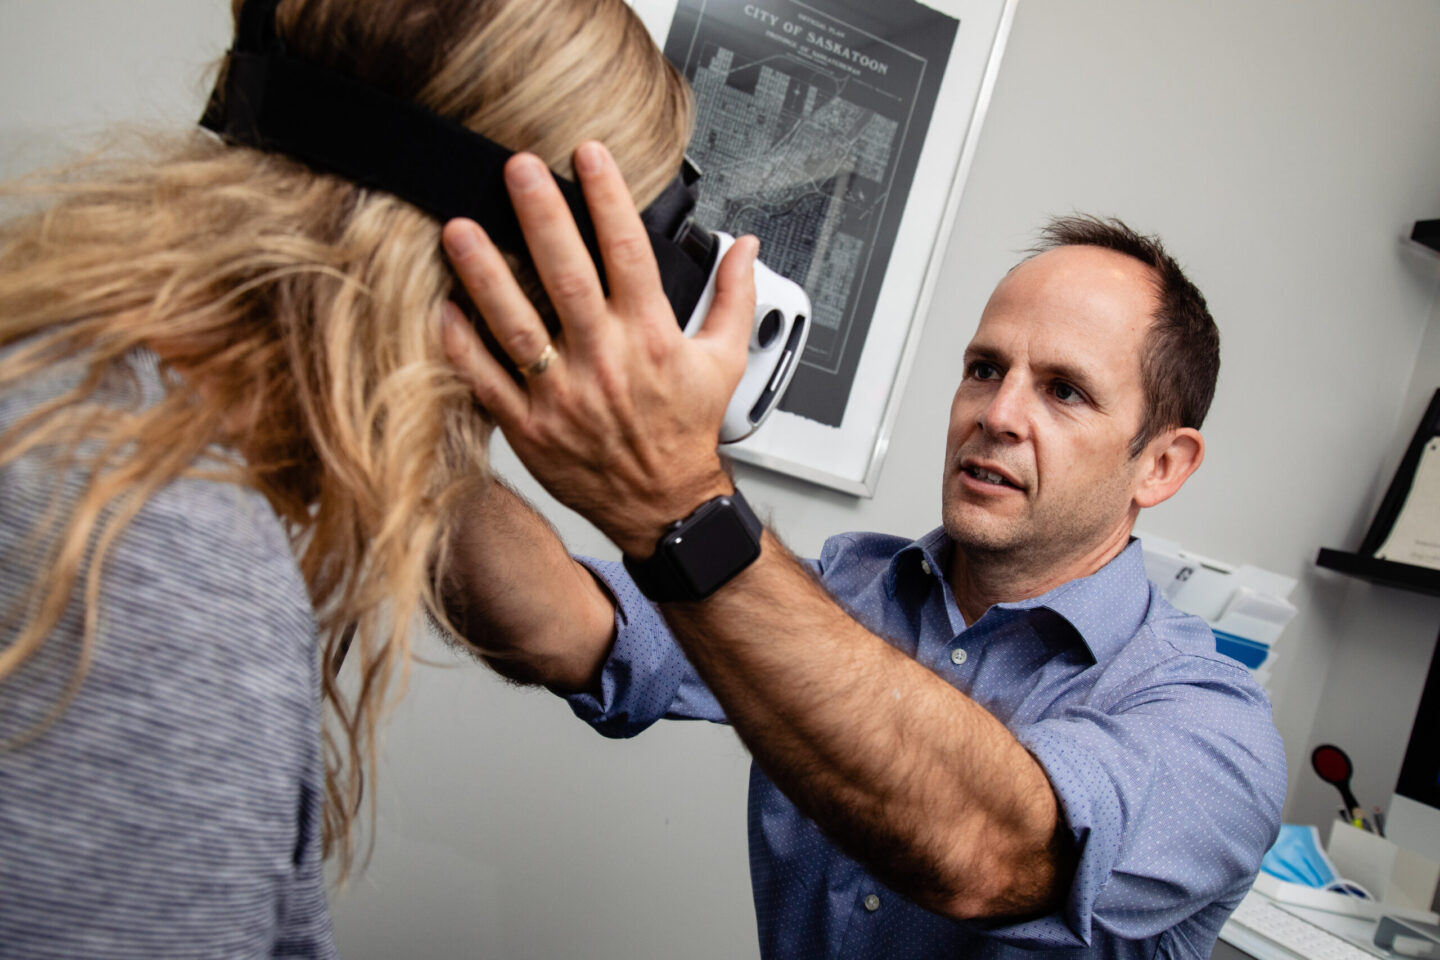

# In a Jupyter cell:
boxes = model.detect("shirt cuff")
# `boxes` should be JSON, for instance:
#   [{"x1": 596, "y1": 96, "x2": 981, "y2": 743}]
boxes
[{"x1": 561, "y1": 557, "x2": 722, "y2": 737}]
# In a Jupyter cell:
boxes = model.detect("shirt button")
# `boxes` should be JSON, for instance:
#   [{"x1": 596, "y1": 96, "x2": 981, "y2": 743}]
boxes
[
  {"x1": 920, "y1": 558, "x2": 932, "y2": 576},
  {"x1": 950, "y1": 647, "x2": 968, "y2": 666},
  {"x1": 864, "y1": 894, "x2": 881, "y2": 912}
]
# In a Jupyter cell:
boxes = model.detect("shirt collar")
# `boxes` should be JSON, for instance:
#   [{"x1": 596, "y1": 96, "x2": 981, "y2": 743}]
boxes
[
  {"x1": 889, "y1": 530, "x2": 1152, "y2": 664},
  {"x1": 885, "y1": 526, "x2": 954, "y2": 596}
]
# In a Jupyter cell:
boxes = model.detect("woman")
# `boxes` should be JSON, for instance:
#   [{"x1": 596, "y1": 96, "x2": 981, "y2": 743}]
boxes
[{"x1": 0, "y1": 0, "x2": 691, "y2": 954}]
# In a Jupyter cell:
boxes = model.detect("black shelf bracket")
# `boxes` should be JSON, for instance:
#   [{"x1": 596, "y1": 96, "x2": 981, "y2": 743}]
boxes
[
  {"x1": 1316, "y1": 388, "x2": 1440, "y2": 597},
  {"x1": 1414, "y1": 219, "x2": 1440, "y2": 254}
]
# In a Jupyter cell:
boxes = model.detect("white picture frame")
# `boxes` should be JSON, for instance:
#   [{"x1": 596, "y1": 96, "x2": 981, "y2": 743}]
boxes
[{"x1": 630, "y1": 0, "x2": 1017, "y2": 496}]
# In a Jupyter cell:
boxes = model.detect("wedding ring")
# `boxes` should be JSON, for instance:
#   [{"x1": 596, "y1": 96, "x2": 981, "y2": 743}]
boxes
[{"x1": 521, "y1": 342, "x2": 558, "y2": 377}]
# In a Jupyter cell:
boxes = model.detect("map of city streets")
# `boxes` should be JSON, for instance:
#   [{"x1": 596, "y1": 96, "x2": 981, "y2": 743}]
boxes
[{"x1": 663, "y1": 0, "x2": 957, "y2": 426}]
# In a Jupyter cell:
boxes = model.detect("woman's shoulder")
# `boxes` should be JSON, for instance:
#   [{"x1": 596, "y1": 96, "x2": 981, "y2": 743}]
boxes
[
  {"x1": 0, "y1": 343, "x2": 318, "y2": 684},
  {"x1": 108, "y1": 465, "x2": 319, "y2": 658}
]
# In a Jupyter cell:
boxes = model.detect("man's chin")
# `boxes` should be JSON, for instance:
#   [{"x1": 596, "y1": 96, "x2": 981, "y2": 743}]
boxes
[{"x1": 941, "y1": 510, "x2": 1025, "y2": 556}]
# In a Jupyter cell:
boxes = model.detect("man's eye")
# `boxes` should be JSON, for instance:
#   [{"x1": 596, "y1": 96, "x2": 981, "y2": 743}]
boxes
[
  {"x1": 1052, "y1": 381, "x2": 1085, "y2": 404},
  {"x1": 969, "y1": 361, "x2": 1000, "y2": 380}
]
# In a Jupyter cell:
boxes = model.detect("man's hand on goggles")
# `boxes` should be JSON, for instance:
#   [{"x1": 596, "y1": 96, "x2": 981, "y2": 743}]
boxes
[{"x1": 440, "y1": 140, "x2": 760, "y2": 558}]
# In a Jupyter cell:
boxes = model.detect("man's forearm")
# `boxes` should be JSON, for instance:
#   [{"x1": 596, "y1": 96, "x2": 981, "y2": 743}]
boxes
[
  {"x1": 442, "y1": 478, "x2": 615, "y2": 693},
  {"x1": 659, "y1": 534, "x2": 1073, "y2": 919},
  {"x1": 434, "y1": 149, "x2": 1071, "y2": 920}
]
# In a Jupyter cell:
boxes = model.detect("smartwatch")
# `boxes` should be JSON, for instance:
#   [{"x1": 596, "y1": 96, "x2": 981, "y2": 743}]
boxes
[{"x1": 623, "y1": 489, "x2": 764, "y2": 602}]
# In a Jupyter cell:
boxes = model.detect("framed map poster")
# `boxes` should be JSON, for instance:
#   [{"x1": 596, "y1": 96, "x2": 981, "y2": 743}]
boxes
[{"x1": 629, "y1": 0, "x2": 1017, "y2": 496}]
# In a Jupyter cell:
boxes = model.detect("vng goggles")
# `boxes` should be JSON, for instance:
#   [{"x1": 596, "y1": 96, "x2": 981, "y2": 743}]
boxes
[{"x1": 201, "y1": 0, "x2": 811, "y2": 443}]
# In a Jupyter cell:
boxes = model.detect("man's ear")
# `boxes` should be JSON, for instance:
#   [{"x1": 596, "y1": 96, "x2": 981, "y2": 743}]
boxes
[{"x1": 1134, "y1": 427, "x2": 1204, "y2": 510}]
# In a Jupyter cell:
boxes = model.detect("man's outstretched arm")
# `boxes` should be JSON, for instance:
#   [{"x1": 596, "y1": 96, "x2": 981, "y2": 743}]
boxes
[
  {"x1": 439, "y1": 141, "x2": 1072, "y2": 919},
  {"x1": 657, "y1": 534, "x2": 1074, "y2": 918},
  {"x1": 442, "y1": 477, "x2": 615, "y2": 694}
]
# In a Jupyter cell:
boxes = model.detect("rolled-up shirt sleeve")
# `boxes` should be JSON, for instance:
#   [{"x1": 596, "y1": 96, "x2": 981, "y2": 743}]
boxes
[
  {"x1": 563, "y1": 557, "x2": 726, "y2": 737},
  {"x1": 991, "y1": 638, "x2": 1286, "y2": 948}
]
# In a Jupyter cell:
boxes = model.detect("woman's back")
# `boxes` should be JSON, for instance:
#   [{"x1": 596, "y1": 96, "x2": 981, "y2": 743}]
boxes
[
  {"x1": 0, "y1": 0, "x2": 693, "y2": 950},
  {"x1": 0, "y1": 346, "x2": 335, "y2": 957}
]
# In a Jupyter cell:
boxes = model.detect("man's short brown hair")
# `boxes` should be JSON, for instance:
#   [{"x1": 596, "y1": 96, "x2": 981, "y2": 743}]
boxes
[{"x1": 1031, "y1": 215, "x2": 1220, "y2": 456}]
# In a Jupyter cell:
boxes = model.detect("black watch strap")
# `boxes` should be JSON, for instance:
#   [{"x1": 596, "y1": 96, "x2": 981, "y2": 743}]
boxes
[{"x1": 623, "y1": 489, "x2": 764, "y2": 603}]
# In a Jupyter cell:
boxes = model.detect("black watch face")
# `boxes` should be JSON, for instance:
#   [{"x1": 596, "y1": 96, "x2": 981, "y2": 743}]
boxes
[{"x1": 665, "y1": 498, "x2": 762, "y2": 598}]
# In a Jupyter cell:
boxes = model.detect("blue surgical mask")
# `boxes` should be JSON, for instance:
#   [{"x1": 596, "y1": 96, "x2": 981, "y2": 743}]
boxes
[{"x1": 1261, "y1": 824, "x2": 1339, "y2": 888}]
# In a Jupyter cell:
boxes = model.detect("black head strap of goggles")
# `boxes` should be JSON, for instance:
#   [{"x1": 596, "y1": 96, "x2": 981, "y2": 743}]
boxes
[{"x1": 200, "y1": 0, "x2": 711, "y2": 323}]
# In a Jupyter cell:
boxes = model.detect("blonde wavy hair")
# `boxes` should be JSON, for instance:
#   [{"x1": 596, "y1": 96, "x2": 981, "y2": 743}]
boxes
[{"x1": 0, "y1": 0, "x2": 691, "y2": 877}]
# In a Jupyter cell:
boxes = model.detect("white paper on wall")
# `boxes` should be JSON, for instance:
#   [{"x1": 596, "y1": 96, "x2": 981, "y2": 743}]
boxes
[{"x1": 1375, "y1": 438, "x2": 1440, "y2": 570}]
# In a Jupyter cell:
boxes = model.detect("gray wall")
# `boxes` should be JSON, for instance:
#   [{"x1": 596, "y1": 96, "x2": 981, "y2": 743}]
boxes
[{"x1": 4, "y1": 0, "x2": 1440, "y2": 956}]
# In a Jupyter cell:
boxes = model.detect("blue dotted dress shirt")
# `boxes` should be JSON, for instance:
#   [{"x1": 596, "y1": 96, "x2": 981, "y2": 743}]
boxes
[{"x1": 567, "y1": 529, "x2": 1286, "y2": 959}]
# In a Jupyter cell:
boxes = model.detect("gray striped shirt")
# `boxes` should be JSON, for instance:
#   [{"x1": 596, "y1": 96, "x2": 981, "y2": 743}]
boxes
[{"x1": 0, "y1": 348, "x2": 337, "y2": 958}]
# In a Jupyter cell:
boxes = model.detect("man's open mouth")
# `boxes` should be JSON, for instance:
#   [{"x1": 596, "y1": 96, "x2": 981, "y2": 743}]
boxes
[{"x1": 962, "y1": 464, "x2": 1021, "y2": 489}]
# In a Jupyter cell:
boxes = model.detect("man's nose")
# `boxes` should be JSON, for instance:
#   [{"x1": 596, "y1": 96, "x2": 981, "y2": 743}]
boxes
[{"x1": 976, "y1": 376, "x2": 1030, "y2": 442}]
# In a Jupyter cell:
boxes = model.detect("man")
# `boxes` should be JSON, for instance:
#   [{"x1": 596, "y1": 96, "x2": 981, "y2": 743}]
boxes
[{"x1": 438, "y1": 141, "x2": 1285, "y2": 958}]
